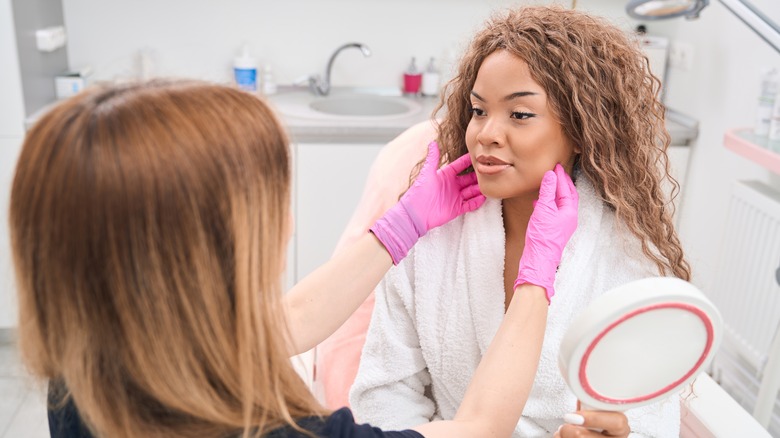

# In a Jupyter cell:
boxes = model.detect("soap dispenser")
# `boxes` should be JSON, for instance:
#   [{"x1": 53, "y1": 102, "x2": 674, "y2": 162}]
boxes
[
  {"x1": 233, "y1": 44, "x2": 258, "y2": 92},
  {"x1": 421, "y1": 57, "x2": 440, "y2": 97},
  {"x1": 262, "y1": 65, "x2": 277, "y2": 95},
  {"x1": 403, "y1": 57, "x2": 422, "y2": 96}
]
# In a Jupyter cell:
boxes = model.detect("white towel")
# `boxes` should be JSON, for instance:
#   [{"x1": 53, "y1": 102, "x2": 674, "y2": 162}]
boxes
[{"x1": 350, "y1": 175, "x2": 680, "y2": 437}]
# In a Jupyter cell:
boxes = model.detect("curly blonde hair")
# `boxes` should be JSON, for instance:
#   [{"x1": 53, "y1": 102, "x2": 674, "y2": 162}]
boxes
[{"x1": 434, "y1": 5, "x2": 690, "y2": 280}]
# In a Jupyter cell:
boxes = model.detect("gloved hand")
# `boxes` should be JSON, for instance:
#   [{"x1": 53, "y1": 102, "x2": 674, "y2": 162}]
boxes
[
  {"x1": 370, "y1": 141, "x2": 486, "y2": 265},
  {"x1": 514, "y1": 163, "x2": 579, "y2": 303}
]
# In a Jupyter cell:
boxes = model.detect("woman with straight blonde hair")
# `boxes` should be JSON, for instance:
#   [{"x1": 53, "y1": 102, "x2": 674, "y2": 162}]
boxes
[{"x1": 11, "y1": 79, "x2": 580, "y2": 437}]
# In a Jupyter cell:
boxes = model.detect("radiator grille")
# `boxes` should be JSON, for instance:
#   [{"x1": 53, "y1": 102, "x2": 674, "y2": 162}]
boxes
[{"x1": 708, "y1": 180, "x2": 780, "y2": 437}]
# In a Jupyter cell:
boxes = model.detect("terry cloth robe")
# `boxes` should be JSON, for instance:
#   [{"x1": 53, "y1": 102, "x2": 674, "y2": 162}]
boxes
[{"x1": 349, "y1": 175, "x2": 681, "y2": 438}]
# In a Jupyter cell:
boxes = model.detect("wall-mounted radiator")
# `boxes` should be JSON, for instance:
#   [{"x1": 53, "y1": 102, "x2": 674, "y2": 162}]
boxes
[{"x1": 708, "y1": 180, "x2": 780, "y2": 436}]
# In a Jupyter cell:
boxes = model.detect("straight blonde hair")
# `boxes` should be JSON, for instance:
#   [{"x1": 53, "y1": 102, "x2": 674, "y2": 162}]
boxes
[{"x1": 10, "y1": 80, "x2": 327, "y2": 437}]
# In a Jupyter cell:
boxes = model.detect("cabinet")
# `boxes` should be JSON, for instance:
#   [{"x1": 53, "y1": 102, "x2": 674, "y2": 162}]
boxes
[
  {"x1": 288, "y1": 142, "x2": 383, "y2": 389},
  {"x1": 293, "y1": 142, "x2": 383, "y2": 283}
]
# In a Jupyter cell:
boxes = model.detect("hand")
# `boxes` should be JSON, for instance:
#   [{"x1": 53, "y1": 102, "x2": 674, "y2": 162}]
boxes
[
  {"x1": 513, "y1": 163, "x2": 578, "y2": 303},
  {"x1": 370, "y1": 141, "x2": 486, "y2": 264},
  {"x1": 554, "y1": 410, "x2": 630, "y2": 438}
]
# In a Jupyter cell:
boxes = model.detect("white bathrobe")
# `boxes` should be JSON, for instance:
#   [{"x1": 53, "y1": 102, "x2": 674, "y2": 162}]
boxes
[{"x1": 349, "y1": 175, "x2": 680, "y2": 437}]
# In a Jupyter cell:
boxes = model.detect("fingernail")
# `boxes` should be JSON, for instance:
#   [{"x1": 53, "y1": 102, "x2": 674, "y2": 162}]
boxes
[
  {"x1": 563, "y1": 413, "x2": 585, "y2": 425},
  {"x1": 556, "y1": 425, "x2": 563, "y2": 433}
]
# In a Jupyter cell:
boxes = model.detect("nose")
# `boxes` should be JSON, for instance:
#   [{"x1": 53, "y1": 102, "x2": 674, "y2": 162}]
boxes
[{"x1": 475, "y1": 116, "x2": 504, "y2": 147}]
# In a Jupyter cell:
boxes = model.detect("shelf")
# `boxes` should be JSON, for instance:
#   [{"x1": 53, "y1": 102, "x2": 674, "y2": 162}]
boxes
[{"x1": 724, "y1": 128, "x2": 780, "y2": 175}]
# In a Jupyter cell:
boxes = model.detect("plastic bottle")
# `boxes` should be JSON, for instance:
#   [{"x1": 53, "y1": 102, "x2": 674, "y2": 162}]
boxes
[
  {"x1": 403, "y1": 57, "x2": 422, "y2": 96},
  {"x1": 769, "y1": 92, "x2": 780, "y2": 151},
  {"x1": 755, "y1": 68, "x2": 779, "y2": 138},
  {"x1": 233, "y1": 44, "x2": 258, "y2": 92},
  {"x1": 262, "y1": 65, "x2": 277, "y2": 95},
  {"x1": 421, "y1": 57, "x2": 440, "y2": 97}
]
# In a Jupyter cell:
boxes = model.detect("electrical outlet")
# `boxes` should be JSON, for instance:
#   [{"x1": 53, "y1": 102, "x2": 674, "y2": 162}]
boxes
[{"x1": 669, "y1": 41, "x2": 695, "y2": 71}]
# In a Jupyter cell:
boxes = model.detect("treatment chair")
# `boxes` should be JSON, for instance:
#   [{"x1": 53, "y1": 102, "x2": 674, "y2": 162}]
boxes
[
  {"x1": 314, "y1": 120, "x2": 438, "y2": 410},
  {"x1": 311, "y1": 121, "x2": 773, "y2": 437}
]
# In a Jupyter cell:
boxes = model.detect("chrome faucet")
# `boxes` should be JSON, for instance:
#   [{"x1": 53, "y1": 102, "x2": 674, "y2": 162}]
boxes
[{"x1": 308, "y1": 42, "x2": 372, "y2": 96}]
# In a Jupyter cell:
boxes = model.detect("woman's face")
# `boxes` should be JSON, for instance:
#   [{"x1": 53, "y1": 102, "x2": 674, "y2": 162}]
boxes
[{"x1": 465, "y1": 49, "x2": 577, "y2": 200}]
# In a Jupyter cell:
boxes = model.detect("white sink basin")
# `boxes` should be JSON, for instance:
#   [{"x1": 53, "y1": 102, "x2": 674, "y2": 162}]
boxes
[
  {"x1": 310, "y1": 95, "x2": 413, "y2": 116},
  {"x1": 269, "y1": 89, "x2": 423, "y2": 121}
]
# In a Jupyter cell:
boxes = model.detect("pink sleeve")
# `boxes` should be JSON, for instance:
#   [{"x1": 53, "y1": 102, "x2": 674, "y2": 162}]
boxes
[{"x1": 315, "y1": 120, "x2": 438, "y2": 409}]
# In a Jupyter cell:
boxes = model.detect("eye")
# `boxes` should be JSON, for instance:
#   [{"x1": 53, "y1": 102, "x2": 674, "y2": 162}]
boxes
[
  {"x1": 511, "y1": 112, "x2": 536, "y2": 120},
  {"x1": 468, "y1": 107, "x2": 485, "y2": 117}
]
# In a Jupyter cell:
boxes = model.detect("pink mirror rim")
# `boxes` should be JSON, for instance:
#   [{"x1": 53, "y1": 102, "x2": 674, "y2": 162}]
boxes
[{"x1": 578, "y1": 302, "x2": 715, "y2": 404}]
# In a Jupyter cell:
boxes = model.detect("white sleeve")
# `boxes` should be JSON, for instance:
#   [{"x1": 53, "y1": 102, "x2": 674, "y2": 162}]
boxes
[
  {"x1": 349, "y1": 254, "x2": 437, "y2": 430},
  {"x1": 625, "y1": 394, "x2": 681, "y2": 438}
]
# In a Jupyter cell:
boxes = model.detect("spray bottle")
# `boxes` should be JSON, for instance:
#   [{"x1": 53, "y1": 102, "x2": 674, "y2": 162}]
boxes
[
  {"x1": 233, "y1": 44, "x2": 258, "y2": 92},
  {"x1": 755, "y1": 68, "x2": 779, "y2": 138}
]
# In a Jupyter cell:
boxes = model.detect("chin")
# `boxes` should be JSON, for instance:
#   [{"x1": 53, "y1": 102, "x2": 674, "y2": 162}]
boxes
[
  {"x1": 477, "y1": 179, "x2": 536, "y2": 201},
  {"x1": 475, "y1": 182, "x2": 511, "y2": 200}
]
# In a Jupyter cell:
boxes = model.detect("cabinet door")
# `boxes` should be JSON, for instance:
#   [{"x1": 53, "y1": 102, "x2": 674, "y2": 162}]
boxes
[{"x1": 295, "y1": 143, "x2": 383, "y2": 282}]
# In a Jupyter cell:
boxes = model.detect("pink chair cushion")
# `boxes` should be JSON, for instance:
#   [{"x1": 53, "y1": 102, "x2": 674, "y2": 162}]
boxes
[{"x1": 315, "y1": 120, "x2": 438, "y2": 410}]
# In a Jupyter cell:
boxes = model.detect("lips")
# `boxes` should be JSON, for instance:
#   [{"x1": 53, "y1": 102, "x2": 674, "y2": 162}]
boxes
[{"x1": 475, "y1": 155, "x2": 511, "y2": 175}]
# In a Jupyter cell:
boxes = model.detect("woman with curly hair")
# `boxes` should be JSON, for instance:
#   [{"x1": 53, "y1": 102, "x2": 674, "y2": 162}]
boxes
[{"x1": 351, "y1": 5, "x2": 689, "y2": 437}]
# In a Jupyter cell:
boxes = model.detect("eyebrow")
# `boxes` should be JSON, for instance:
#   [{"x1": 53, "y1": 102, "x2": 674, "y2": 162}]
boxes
[{"x1": 471, "y1": 91, "x2": 539, "y2": 102}]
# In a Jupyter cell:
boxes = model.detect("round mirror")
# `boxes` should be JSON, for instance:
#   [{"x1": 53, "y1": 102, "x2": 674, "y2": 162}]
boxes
[
  {"x1": 558, "y1": 277, "x2": 723, "y2": 411},
  {"x1": 626, "y1": 0, "x2": 709, "y2": 20}
]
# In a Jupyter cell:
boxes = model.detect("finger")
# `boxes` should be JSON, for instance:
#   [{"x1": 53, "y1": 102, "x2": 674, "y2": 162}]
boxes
[
  {"x1": 537, "y1": 170, "x2": 557, "y2": 207},
  {"x1": 554, "y1": 163, "x2": 572, "y2": 200},
  {"x1": 575, "y1": 410, "x2": 630, "y2": 437},
  {"x1": 460, "y1": 183, "x2": 483, "y2": 200},
  {"x1": 568, "y1": 170, "x2": 578, "y2": 201},
  {"x1": 454, "y1": 171, "x2": 478, "y2": 188},
  {"x1": 460, "y1": 194, "x2": 487, "y2": 213},
  {"x1": 554, "y1": 164, "x2": 579, "y2": 210},
  {"x1": 419, "y1": 141, "x2": 441, "y2": 179},
  {"x1": 444, "y1": 152, "x2": 474, "y2": 176}
]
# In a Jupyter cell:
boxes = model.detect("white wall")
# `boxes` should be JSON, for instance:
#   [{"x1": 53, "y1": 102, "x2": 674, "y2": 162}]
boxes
[
  {"x1": 61, "y1": 0, "x2": 630, "y2": 88},
  {"x1": 7, "y1": 0, "x2": 636, "y2": 331},
  {"x1": 0, "y1": 0, "x2": 26, "y2": 329},
  {"x1": 27, "y1": 0, "x2": 780, "y2": 325},
  {"x1": 645, "y1": 4, "x2": 780, "y2": 292}
]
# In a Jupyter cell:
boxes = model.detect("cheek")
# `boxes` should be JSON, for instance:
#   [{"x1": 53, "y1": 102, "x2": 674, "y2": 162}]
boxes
[{"x1": 465, "y1": 122, "x2": 478, "y2": 149}]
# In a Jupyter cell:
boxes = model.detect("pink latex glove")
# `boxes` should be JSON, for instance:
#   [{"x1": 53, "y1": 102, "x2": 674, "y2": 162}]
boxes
[
  {"x1": 514, "y1": 164, "x2": 579, "y2": 303},
  {"x1": 370, "y1": 141, "x2": 486, "y2": 265}
]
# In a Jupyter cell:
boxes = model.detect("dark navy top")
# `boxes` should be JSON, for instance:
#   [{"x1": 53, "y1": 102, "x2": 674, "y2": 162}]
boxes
[
  {"x1": 265, "y1": 407, "x2": 424, "y2": 438},
  {"x1": 48, "y1": 384, "x2": 424, "y2": 438}
]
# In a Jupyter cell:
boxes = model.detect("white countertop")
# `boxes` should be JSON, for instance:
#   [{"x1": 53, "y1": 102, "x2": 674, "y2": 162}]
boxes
[
  {"x1": 268, "y1": 87, "x2": 699, "y2": 146},
  {"x1": 26, "y1": 86, "x2": 698, "y2": 146}
]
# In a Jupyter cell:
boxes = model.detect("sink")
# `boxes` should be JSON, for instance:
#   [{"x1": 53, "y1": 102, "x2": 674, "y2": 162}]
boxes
[
  {"x1": 309, "y1": 95, "x2": 413, "y2": 116},
  {"x1": 269, "y1": 89, "x2": 423, "y2": 121}
]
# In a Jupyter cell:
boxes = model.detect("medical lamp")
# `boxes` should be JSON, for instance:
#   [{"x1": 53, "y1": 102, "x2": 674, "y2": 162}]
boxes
[{"x1": 626, "y1": 0, "x2": 710, "y2": 20}]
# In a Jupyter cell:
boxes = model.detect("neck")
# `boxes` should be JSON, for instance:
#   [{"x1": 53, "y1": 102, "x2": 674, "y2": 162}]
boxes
[{"x1": 501, "y1": 194, "x2": 536, "y2": 239}]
